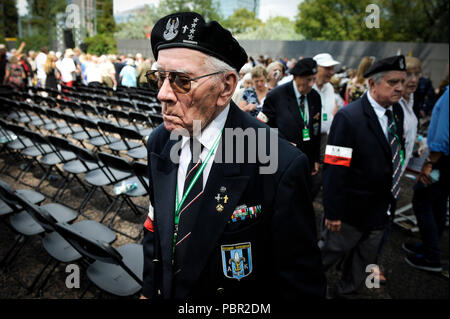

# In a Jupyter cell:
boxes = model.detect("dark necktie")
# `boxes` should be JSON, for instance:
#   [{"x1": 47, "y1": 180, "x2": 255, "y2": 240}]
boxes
[
  {"x1": 385, "y1": 109, "x2": 401, "y2": 199},
  {"x1": 173, "y1": 138, "x2": 204, "y2": 271},
  {"x1": 299, "y1": 94, "x2": 306, "y2": 125}
]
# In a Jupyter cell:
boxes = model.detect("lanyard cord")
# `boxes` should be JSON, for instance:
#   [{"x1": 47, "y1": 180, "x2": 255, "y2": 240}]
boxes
[
  {"x1": 173, "y1": 128, "x2": 223, "y2": 234},
  {"x1": 298, "y1": 96, "x2": 308, "y2": 128}
]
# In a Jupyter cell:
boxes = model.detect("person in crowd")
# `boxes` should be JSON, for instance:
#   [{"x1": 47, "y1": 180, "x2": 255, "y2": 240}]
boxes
[
  {"x1": 266, "y1": 61, "x2": 285, "y2": 90},
  {"x1": 85, "y1": 55, "x2": 103, "y2": 87},
  {"x1": 35, "y1": 46, "x2": 48, "y2": 88},
  {"x1": 330, "y1": 75, "x2": 345, "y2": 110},
  {"x1": 312, "y1": 53, "x2": 341, "y2": 199},
  {"x1": 414, "y1": 74, "x2": 436, "y2": 119},
  {"x1": 258, "y1": 58, "x2": 322, "y2": 177},
  {"x1": 238, "y1": 65, "x2": 268, "y2": 116},
  {"x1": 56, "y1": 49, "x2": 77, "y2": 90},
  {"x1": 403, "y1": 86, "x2": 448, "y2": 273},
  {"x1": 137, "y1": 57, "x2": 153, "y2": 88},
  {"x1": 236, "y1": 63, "x2": 253, "y2": 89},
  {"x1": 0, "y1": 44, "x2": 7, "y2": 85},
  {"x1": 232, "y1": 72, "x2": 253, "y2": 105},
  {"x1": 141, "y1": 11, "x2": 326, "y2": 301},
  {"x1": 119, "y1": 59, "x2": 137, "y2": 87},
  {"x1": 44, "y1": 52, "x2": 59, "y2": 92},
  {"x1": 2, "y1": 55, "x2": 26, "y2": 90},
  {"x1": 72, "y1": 47, "x2": 83, "y2": 84},
  {"x1": 99, "y1": 55, "x2": 117, "y2": 88},
  {"x1": 19, "y1": 53, "x2": 34, "y2": 87},
  {"x1": 345, "y1": 56, "x2": 373, "y2": 105},
  {"x1": 320, "y1": 56, "x2": 406, "y2": 298}
]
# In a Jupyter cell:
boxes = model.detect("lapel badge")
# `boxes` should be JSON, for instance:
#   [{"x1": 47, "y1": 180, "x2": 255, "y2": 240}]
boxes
[
  {"x1": 220, "y1": 186, "x2": 226, "y2": 193},
  {"x1": 215, "y1": 193, "x2": 222, "y2": 202},
  {"x1": 216, "y1": 204, "x2": 224, "y2": 213}
]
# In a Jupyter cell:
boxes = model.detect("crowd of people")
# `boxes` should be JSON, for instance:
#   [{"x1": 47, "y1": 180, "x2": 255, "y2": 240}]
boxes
[
  {"x1": 1, "y1": 11, "x2": 449, "y2": 301},
  {"x1": 0, "y1": 43, "x2": 157, "y2": 92}
]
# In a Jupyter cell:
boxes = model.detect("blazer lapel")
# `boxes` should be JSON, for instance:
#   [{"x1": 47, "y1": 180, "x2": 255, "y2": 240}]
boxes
[
  {"x1": 285, "y1": 82, "x2": 303, "y2": 130},
  {"x1": 150, "y1": 136, "x2": 180, "y2": 292},
  {"x1": 362, "y1": 94, "x2": 391, "y2": 159}
]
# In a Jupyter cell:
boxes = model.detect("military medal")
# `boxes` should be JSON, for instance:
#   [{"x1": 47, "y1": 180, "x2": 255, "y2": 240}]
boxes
[{"x1": 216, "y1": 204, "x2": 224, "y2": 212}]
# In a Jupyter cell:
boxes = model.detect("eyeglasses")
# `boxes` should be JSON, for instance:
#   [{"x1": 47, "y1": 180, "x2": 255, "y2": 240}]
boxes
[{"x1": 145, "y1": 70, "x2": 224, "y2": 94}]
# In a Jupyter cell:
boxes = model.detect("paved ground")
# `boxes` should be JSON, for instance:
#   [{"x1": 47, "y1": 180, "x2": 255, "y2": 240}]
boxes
[{"x1": 0, "y1": 152, "x2": 448, "y2": 299}]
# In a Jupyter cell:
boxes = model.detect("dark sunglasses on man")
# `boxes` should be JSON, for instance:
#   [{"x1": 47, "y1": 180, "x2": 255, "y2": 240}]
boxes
[{"x1": 145, "y1": 70, "x2": 224, "y2": 94}]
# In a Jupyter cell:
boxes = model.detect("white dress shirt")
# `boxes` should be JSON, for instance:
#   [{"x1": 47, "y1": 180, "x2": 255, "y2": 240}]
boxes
[
  {"x1": 313, "y1": 82, "x2": 336, "y2": 134},
  {"x1": 176, "y1": 104, "x2": 229, "y2": 203},
  {"x1": 399, "y1": 93, "x2": 418, "y2": 174},
  {"x1": 367, "y1": 90, "x2": 392, "y2": 141}
]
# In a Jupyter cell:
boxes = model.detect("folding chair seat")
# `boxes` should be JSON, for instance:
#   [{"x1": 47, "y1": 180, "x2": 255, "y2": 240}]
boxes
[
  {"x1": 135, "y1": 102, "x2": 153, "y2": 114},
  {"x1": 0, "y1": 183, "x2": 116, "y2": 295},
  {"x1": 4, "y1": 123, "x2": 32, "y2": 150},
  {"x1": 107, "y1": 125, "x2": 142, "y2": 154},
  {"x1": 79, "y1": 102, "x2": 101, "y2": 121},
  {"x1": 45, "y1": 108, "x2": 69, "y2": 131},
  {"x1": 96, "y1": 152, "x2": 147, "y2": 239},
  {"x1": 71, "y1": 116, "x2": 101, "y2": 142},
  {"x1": 127, "y1": 111, "x2": 153, "y2": 137},
  {"x1": 69, "y1": 145, "x2": 130, "y2": 215},
  {"x1": 78, "y1": 118, "x2": 120, "y2": 148},
  {"x1": 53, "y1": 221, "x2": 143, "y2": 298},
  {"x1": 5, "y1": 100, "x2": 29, "y2": 123},
  {"x1": 29, "y1": 104, "x2": 53, "y2": 128},
  {"x1": 18, "y1": 102, "x2": 41, "y2": 127}
]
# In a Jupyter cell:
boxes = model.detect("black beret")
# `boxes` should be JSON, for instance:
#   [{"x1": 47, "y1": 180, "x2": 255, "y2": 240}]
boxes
[
  {"x1": 289, "y1": 58, "x2": 317, "y2": 76},
  {"x1": 364, "y1": 55, "x2": 406, "y2": 78},
  {"x1": 151, "y1": 12, "x2": 248, "y2": 72}
]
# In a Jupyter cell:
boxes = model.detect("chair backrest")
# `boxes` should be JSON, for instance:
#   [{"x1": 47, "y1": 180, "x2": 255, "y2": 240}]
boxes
[
  {"x1": 0, "y1": 182, "x2": 57, "y2": 232},
  {"x1": 97, "y1": 152, "x2": 132, "y2": 173},
  {"x1": 149, "y1": 114, "x2": 163, "y2": 127},
  {"x1": 67, "y1": 143, "x2": 98, "y2": 164},
  {"x1": 128, "y1": 111, "x2": 150, "y2": 123},
  {"x1": 78, "y1": 117, "x2": 99, "y2": 130},
  {"x1": 132, "y1": 161, "x2": 150, "y2": 194},
  {"x1": 117, "y1": 126, "x2": 143, "y2": 141},
  {"x1": 98, "y1": 121, "x2": 119, "y2": 134},
  {"x1": 47, "y1": 135, "x2": 71, "y2": 152}
]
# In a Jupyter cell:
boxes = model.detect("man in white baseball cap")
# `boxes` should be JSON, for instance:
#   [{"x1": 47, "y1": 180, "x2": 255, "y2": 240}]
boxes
[{"x1": 311, "y1": 53, "x2": 340, "y2": 199}]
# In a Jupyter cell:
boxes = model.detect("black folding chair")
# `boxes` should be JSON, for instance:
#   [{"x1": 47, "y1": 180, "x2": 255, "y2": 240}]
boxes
[{"x1": 52, "y1": 221, "x2": 143, "y2": 298}]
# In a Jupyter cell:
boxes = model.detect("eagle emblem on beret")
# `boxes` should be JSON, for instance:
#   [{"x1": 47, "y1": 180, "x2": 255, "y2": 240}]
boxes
[
  {"x1": 163, "y1": 17, "x2": 180, "y2": 41},
  {"x1": 399, "y1": 57, "x2": 405, "y2": 70}
]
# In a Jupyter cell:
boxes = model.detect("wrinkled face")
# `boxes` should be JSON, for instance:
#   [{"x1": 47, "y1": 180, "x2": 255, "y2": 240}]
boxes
[
  {"x1": 294, "y1": 74, "x2": 316, "y2": 95},
  {"x1": 371, "y1": 71, "x2": 406, "y2": 107},
  {"x1": 317, "y1": 65, "x2": 335, "y2": 83},
  {"x1": 252, "y1": 75, "x2": 266, "y2": 91},
  {"x1": 156, "y1": 48, "x2": 224, "y2": 135},
  {"x1": 404, "y1": 67, "x2": 421, "y2": 96}
]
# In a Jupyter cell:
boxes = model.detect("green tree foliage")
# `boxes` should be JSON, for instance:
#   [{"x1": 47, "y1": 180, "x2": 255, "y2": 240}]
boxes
[
  {"x1": 85, "y1": 0, "x2": 117, "y2": 54},
  {"x1": 17, "y1": 0, "x2": 66, "y2": 50},
  {"x1": 295, "y1": 0, "x2": 449, "y2": 42},
  {"x1": 222, "y1": 8, "x2": 262, "y2": 34},
  {"x1": 236, "y1": 16, "x2": 304, "y2": 40},
  {"x1": 0, "y1": 0, "x2": 19, "y2": 41},
  {"x1": 157, "y1": 0, "x2": 222, "y2": 22}
]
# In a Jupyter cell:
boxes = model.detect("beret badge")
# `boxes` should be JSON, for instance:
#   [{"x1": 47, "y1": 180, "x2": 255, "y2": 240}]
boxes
[{"x1": 163, "y1": 17, "x2": 180, "y2": 41}]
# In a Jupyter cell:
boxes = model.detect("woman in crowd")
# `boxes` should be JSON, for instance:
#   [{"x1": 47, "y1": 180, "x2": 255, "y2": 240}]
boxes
[
  {"x1": 345, "y1": 56, "x2": 373, "y2": 104},
  {"x1": 238, "y1": 65, "x2": 269, "y2": 117},
  {"x1": 266, "y1": 61, "x2": 285, "y2": 90},
  {"x1": 44, "y1": 52, "x2": 59, "y2": 92},
  {"x1": 2, "y1": 55, "x2": 26, "y2": 90}
]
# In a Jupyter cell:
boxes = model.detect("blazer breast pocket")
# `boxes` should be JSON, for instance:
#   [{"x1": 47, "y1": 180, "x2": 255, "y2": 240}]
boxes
[{"x1": 223, "y1": 204, "x2": 262, "y2": 235}]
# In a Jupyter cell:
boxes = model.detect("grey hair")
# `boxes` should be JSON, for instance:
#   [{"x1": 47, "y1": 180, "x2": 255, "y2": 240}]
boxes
[
  {"x1": 203, "y1": 55, "x2": 238, "y2": 79},
  {"x1": 370, "y1": 71, "x2": 388, "y2": 85}
]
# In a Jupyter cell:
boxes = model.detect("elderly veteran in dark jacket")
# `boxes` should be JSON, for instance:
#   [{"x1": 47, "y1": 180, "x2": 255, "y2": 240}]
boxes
[
  {"x1": 141, "y1": 12, "x2": 326, "y2": 301},
  {"x1": 258, "y1": 58, "x2": 322, "y2": 175},
  {"x1": 320, "y1": 55, "x2": 406, "y2": 297}
]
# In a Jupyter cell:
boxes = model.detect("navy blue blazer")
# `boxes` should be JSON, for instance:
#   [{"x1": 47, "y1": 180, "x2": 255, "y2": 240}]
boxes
[
  {"x1": 322, "y1": 93, "x2": 405, "y2": 230},
  {"x1": 142, "y1": 102, "x2": 326, "y2": 301},
  {"x1": 261, "y1": 81, "x2": 322, "y2": 168}
]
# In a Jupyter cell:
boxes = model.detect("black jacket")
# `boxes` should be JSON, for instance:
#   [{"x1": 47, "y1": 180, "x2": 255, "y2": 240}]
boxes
[
  {"x1": 142, "y1": 102, "x2": 326, "y2": 301},
  {"x1": 260, "y1": 81, "x2": 322, "y2": 168},
  {"x1": 322, "y1": 93, "x2": 405, "y2": 230}
]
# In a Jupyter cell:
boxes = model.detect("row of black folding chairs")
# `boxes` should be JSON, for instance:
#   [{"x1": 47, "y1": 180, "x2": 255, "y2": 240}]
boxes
[
  {"x1": 0, "y1": 120, "x2": 149, "y2": 239},
  {"x1": 1, "y1": 99, "x2": 160, "y2": 159},
  {"x1": 0, "y1": 180, "x2": 143, "y2": 298}
]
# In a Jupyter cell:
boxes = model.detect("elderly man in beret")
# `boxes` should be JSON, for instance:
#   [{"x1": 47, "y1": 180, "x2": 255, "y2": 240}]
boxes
[
  {"x1": 141, "y1": 12, "x2": 326, "y2": 301},
  {"x1": 320, "y1": 55, "x2": 406, "y2": 297},
  {"x1": 258, "y1": 58, "x2": 322, "y2": 177}
]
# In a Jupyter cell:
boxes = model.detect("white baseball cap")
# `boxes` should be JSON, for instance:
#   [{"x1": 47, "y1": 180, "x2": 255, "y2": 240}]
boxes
[{"x1": 313, "y1": 53, "x2": 340, "y2": 67}]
